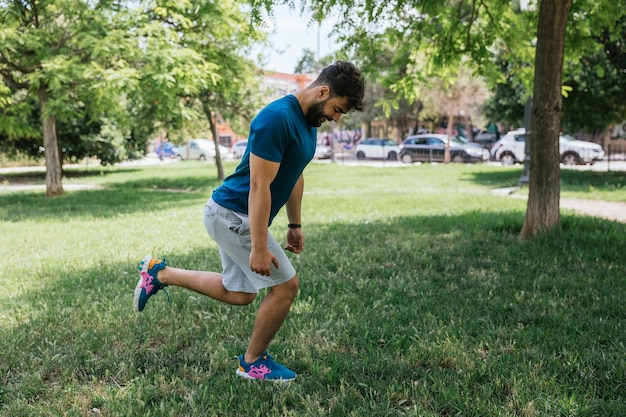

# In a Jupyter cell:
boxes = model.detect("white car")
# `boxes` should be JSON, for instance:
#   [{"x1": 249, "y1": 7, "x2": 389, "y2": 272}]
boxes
[
  {"x1": 177, "y1": 139, "x2": 229, "y2": 161},
  {"x1": 355, "y1": 138, "x2": 400, "y2": 160},
  {"x1": 231, "y1": 140, "x2": 248, "y2": 159},
  {"x1": 314, "y1": 144, "x2": 332, "y2": 160},
  {"x1": 490, "y1": 129, "x2": 605, "y2": 166}
]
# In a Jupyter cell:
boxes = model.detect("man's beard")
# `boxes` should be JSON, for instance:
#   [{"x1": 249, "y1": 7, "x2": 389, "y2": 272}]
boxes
[{"x1": 305, "y1": 100, "x2": 329, "y2": 127}]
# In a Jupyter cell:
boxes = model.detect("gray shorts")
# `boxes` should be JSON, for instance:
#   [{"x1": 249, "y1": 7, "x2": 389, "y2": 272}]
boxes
[{"x1": 203, "y1": 198, "x2": 296, "y2": 293}]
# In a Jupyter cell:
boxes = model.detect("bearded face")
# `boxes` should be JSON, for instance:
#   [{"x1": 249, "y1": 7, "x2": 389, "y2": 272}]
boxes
[{"x1": 305, "y1": 100, "x2": 332, "y2": 127}]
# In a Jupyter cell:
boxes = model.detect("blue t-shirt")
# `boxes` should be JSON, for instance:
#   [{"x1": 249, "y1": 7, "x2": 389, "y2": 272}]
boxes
[{"x1": 212, "y1": 95, "x2": 316, "y2": 225}]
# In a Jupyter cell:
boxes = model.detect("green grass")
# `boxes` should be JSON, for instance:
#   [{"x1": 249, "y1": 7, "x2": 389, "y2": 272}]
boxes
[
  {"x1": 1, "y1": 161, "x2": 625, "y2": 416},
  {"x1": 471, "y1": 165, "x2": 626, "y2": 203}
]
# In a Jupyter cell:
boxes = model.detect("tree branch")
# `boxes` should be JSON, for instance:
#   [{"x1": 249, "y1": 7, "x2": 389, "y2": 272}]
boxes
[{"x1": 466, "y1": 0, "x2": 477, "y2": 51}]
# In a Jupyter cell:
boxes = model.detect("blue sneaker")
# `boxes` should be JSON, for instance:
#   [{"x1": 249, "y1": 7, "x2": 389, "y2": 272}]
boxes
[
  {"x1": 133, "y1": 255, "x2": 169, "y2": 312},
  {"x1": 236, "y1": 352, "x2": 296, "y2": 382}
]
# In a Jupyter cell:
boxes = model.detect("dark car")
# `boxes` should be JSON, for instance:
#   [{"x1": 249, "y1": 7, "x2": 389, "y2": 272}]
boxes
[
  {"x1": 472, "y1": 131, "x2": 499, "y2": 149},
  {"x1": 399, "y1": 134, "x2": 486, "y2": 163}
]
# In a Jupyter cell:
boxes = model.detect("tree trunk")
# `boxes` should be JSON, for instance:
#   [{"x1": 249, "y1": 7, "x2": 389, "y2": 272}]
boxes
[
  {"x1": 466, "y1": 117, "x2": 474, "y2": 142},
  {"x1": 201, "y1": 99, "x2": 225, "y2": 181},
  {"x1": 520, "y1": 0, "x2": 572, "y2": 239},
  {"x1": 38, "y1": 86, "x2": 64, "y2": 197},
  {"x1": 444, "y1": 114, "x2": 453, "y2": 163}
]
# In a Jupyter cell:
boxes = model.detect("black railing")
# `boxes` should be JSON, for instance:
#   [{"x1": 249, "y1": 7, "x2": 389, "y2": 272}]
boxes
[
  {"x1": 607, "y1": 144, "x2": 626, "y2": 171},
  {"x1": 607, "y1": 144, "x2": 626, "y2": 160}
]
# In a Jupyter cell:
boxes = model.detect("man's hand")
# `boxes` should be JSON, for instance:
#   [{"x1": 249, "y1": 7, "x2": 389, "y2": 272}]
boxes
[
  {"x1": 250, "y1": 247, "x2": 279, "y2": 276},
  {"x1": 284, "y1": 228, "x2": 304, "y2": 253}
]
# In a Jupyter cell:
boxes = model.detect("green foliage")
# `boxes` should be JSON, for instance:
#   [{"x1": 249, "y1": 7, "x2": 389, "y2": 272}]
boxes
[
  {"x1": 0, "y1": 162, "x2": 625, "y2": 415},
  {"x1": 0, "y1": 0, "x2": 145, "y2": 173},
  {"x1": 485, "y1": 15, "x2": 626, "y2": 134},
  {"x1": 482, "y1": 63, "x2": 526, "y2": 128},
  {"x1": 562, "y1": 17, "x2": 626, "y2": 133},
  {"x1": 0, "y1": 93, "x2": 41, "y2": 145},
  {"x1": 294, "y1": 48, "x2": 319, "y2": 74},
  {"x1": 79, "y1": 119, "x2": 130, "y2": 165},
  {"x1": 0, "y1": 0, "x2": 265, "y2": 168},
  {"x1": 257, "y1": 0, "x2": 625, "y2": 136},
  {"x1": 191, "y1": 0, "x2": 266, "y2": 134}
]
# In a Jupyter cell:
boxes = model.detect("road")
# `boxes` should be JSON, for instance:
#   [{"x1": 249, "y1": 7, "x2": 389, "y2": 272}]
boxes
[{"x1": 2, "y1": 156, "x2": 625, "y2": 223}]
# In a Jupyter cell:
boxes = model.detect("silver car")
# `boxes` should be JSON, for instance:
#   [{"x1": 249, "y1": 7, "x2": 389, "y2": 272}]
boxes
[
  {"x1": 177, "y1": 139, "x2": 229, "y2": 161},
  {"x1": 490, "y1": 129, "x2": 605, "y2": 165},
  {"x1": 314, "y1": 144, "x2": 333, "y2": 160},
  {"x1": 231, "y1": 140, "x2": 248, "y2": 159}
]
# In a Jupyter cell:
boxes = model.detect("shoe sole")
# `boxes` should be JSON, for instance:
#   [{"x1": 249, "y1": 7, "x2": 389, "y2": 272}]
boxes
[
  {"x1": 235, "y1": 369, "x2": 296, "y2": 383},
  {"x1": 133, "y1": 254, "x2": 152, "y2": 312}
]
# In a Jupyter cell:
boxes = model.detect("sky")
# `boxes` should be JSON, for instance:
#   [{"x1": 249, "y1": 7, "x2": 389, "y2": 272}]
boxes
[{"x1": 256, "y1": 5, "x2": 338, "y2": 74}]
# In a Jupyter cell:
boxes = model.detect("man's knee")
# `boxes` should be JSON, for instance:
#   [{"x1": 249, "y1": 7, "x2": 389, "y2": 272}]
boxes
[{"x1": 274, "y1": 276, "x2": 299, "y2": 301}]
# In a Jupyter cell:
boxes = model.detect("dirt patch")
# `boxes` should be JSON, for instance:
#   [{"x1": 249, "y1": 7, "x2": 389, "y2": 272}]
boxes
[
  {"x1": 559, "y1": 198, "x2": 626, "y2": 223},
  {"x1": 494, "y1": 187, "x2": 626, "y2": 224},
  {"x1": 0, "y1": 183, "x2": 105, "y2": 192}
]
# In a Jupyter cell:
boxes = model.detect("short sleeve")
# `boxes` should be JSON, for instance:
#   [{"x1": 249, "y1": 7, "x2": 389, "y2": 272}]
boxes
[{"x1": 249, "y1": 108, "x2": 291, "y2": 163}]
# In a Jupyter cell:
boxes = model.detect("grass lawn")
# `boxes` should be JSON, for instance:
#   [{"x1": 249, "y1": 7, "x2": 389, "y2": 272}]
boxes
[{"x1": 1, "y1": 161, "x2": 624, "y2": 416}]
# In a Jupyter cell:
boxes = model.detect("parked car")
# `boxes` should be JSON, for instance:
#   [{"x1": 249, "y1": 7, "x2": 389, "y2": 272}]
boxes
[
  {"x1": 314, "y1": 144, "x2": 333, "y2": 160},
  {"x1": 156, "y1": 142, "x2": 178, "y2": 159},
  {"x1": 457, "y1": 136, "x2": 491, "y2": 161},
  {"x1": 177, "y1": 139, "x2": 229, "y2": 161},
  {"x1": 490, "y1": 129, "x2": 605, "y2": 165},
  {"x1": 472, "y1": 131, "x2": 500, "y2": 149},
  {"x1": 489, "y1": 129, "x2": 526, "y2": 165},
  {"x1": 355, "y1": 138, "x2": 400, "y2": 160},
  {"x1": 231, "y1": 140, "x2": 248, "y2": 159},
  {"x1": 399, "y1": 134, "x2": 487, "y2": 163}
]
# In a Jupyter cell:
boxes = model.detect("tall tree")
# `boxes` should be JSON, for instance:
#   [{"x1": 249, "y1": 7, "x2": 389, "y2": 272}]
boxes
[
  {"x1": 520, "y1": 0, "x2": 572, "y2": 238},
  {"x1": 194, "y1": 0, "x2": 264, "y2": 181},
  {"x1": 143, "y1": 0, "x2": 264, "y2": 181},
  {"x1": 0, "y1": 0, "x2": 141, "y2": 196},
  {"x1": 1, "y1": 0, "x2": 243, "y2": 187},
  {"x1": 252, "y1": 0, "x2": 625, "y2": 237}
]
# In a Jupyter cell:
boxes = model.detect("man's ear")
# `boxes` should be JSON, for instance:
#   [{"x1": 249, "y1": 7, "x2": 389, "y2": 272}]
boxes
[{"x1": 317, "y1": 85, "x2": 331, "y2": 99}]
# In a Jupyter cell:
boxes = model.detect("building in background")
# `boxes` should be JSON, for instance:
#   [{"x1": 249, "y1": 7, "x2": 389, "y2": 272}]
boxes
[{"x1": 260, "y1": 71, "x2": 314, "y2": 104}]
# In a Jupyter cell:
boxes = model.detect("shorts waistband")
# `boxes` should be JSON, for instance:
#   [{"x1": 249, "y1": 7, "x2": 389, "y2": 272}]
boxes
[{"x1": 206, "y1": 197, "x2": 247, "y2": 217}]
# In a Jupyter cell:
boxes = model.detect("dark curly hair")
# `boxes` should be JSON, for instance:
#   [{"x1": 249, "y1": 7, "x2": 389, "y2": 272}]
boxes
[{"x1": 311, "y1": 61, "x2": 366, "y2": 112}]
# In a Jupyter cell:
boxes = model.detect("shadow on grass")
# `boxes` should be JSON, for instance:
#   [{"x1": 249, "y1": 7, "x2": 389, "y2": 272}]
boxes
[
  {"x1": 0, "y1": 189, "x2": 202, "y2": 222},
  {"x1": 0, "y1": 173, "x2": 223, "y2": 222},
  {"x1": 559, "y1": 169, "x2": 626, "y2": 193},
  {"x1": 462, "y1": 166, "x2": 523, "y2": 188},
  {"x1": 2, "y1": 210, "x2": 625, "y2": 415},
  {"x1": 0, "y1": 167, "x2": 145, "y2": 184},
  {"x1": 465, "y1": 165, "x2": 626, "y2": 194}
]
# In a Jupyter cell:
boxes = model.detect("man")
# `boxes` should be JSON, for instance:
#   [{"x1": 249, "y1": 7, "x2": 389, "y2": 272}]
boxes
[{"x1": 133, "y1": 61, "x2": 366, "y2": 382}]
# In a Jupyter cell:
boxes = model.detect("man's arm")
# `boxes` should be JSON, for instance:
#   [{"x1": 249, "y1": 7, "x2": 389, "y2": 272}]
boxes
[
  {"x1": 248, "y1": 153, "x2": 280, "y2": 276},
  {"x1": 285, "y1": 174, "x2": 303, "y2": 226},
  {"x1": 284, "y1": 174, "x2": 304, "y2": 254}
]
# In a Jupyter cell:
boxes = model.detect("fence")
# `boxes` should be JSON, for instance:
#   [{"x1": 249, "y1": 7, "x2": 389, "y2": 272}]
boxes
[{"x1": 607, "y1": 144, "x2": 626, "y2": 171}]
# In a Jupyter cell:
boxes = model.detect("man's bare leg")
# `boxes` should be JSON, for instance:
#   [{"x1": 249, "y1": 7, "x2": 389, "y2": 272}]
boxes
[
  {"x1": 244, "y1": 276, "x2": 299, "y2": 363},
  {"x1": 157, "y1": 266, "x2": 256, "y2": 306},
  {"x1": 156, "y1": 267, "x2": 299, "y2": 361}
]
